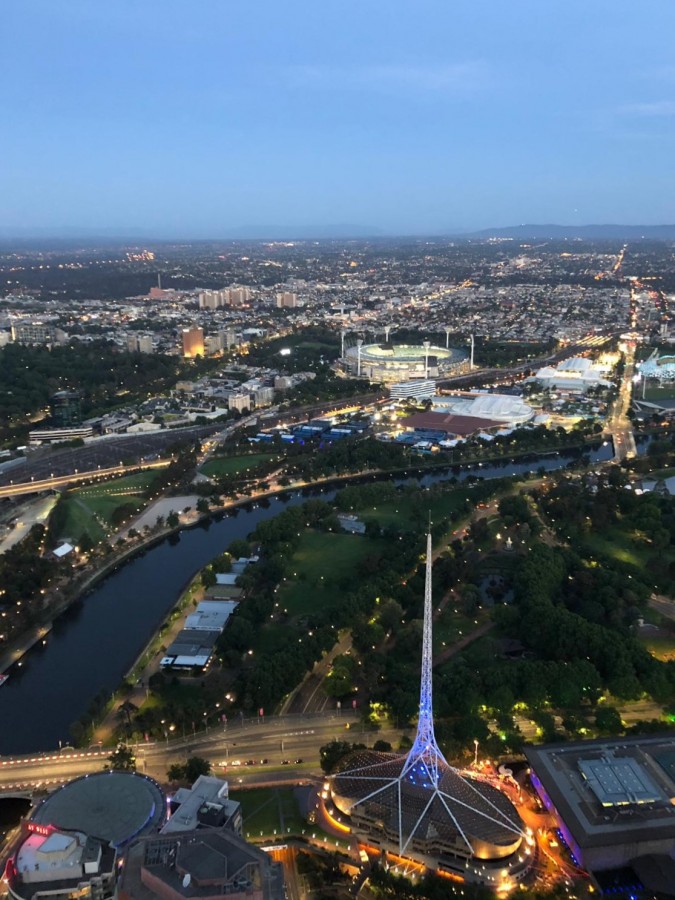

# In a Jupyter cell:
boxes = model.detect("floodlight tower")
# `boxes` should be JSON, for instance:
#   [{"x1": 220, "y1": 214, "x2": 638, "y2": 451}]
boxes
[
  {"x1": 423, "y1": 340, "x2": 431, "y2": 379},
  {"x1": 385, "y1": 324, "x2": 392, "y2": 344},
  {"x1": 341, "y1": 329, "x2": 346, "y2": 360},
  {"x1": 445, "y1": 327, "x2": 451, "y2": 350},
  {"x1": 356, "y1": 338, "x2": 364, "y2": 377},
  {"x1": 469, "y1": 334, "x2": 475, "y2": 370}
]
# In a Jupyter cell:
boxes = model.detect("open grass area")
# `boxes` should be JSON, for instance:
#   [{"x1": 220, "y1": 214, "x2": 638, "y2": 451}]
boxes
[
  {"x1": 232, "y1": 787, "x2": 307, "y2": 839},
  {"x1": 354, "y1": 486, "x2": 478, "y2": 530},
  {"x1": 255, "y1": 531, "x2": 376, "y2": 656},
  {"x1": 201, "y1": 453, "x2": 280, "y2": 479},
  {"x1": 433, "y1": 606, "x2": 486, "y2": 654},
  {"x1": 78, "y1": 471, "x2": 156, "y2": 496},
  {"x1": 56, "y1": 496, "x2": 108, "y2": 543},
  {"x1": 582, "y1": 526, "x2": 650, "y2": 569},
  {"x1": 639, "y1": 629, "x2": 675, "y2": 662},
  {"x1": 278, "y1": 532, "x2": 373, "y2": 618},
  {"x1": 52, "y1": 472, "x2": 153, "y2": 542}
]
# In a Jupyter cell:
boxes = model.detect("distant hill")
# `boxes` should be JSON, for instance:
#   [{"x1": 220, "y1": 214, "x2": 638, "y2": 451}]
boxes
[{"x1": 464, "y1": 223, "x2": 675, "y2": 240}]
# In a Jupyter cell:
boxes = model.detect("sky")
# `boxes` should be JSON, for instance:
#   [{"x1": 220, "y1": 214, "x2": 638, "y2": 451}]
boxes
[{"x1": 2, "y1": 0, "x2": 675, "y2": 237}]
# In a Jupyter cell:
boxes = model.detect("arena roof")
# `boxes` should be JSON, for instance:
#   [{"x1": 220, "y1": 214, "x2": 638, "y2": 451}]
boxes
[
  {"x1": 332, "y1": 750, "x2": 523, "y2": 858},
  {"x1": 403, "y1": 412, "x2": 502, "y2": 436},
  {"x1": 578, "y1": 757, "x2": 662, "y2": 807},
  {"x1": 31, "y1": 772, "x2": 165, "y2": 847}
]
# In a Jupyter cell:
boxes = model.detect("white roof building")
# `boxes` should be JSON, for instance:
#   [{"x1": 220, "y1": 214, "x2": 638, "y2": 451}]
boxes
[
  {"x1": 529, "y1": 357, "x2": 611, "y2": 393},
  {"x1": 432, "y1": 393, "x2": 535, "y2": 426}
]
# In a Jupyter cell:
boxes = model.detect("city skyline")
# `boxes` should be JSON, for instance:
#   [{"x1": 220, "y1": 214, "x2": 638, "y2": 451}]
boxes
[{"x1": 3, "y1": 1, "x2": 675, "y2": 237}]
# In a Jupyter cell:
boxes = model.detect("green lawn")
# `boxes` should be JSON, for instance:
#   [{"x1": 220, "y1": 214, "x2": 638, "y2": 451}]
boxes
[
  {"x1": 256, "y1": 531, "x2": 375, "y2": 655},
  {"x1": 278, "y1": 532, "x2": 374, "y2": 618},
  {"x1": 232, "y1": 787, "x2": 307, "y2": 839},
  {"x1": 56, "y1": 497, "x2": 108, "y2": 543},
  {"x1": 52, "y1": 472, "x2": 154, "y2": 542},
  {"x1": 354, "y1": 488, "x2": 477, "y2": 531},
  {"x1": 78, "y1": 472, "x2": 156, "y2": 496},
  {"x1": 639, "y1": 631, "x2": 675, "y2": 661},
  {"x1": 433, "y1": 606, "x2": 486, "y2": 654},
  {"x1": 201, "y1": 453, "x2": 280, "y2": 478},
  {"x1": 582, "y1": 527, "x2": 650, "y2": 569}
]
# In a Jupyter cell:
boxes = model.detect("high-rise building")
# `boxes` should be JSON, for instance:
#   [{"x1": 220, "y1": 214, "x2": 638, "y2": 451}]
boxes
[
  {"x1": 49, "y1": 391, "x2": 82, "y2": 427},
  {"x1": 127, "y1": 334, "x2": 154, "y2": 354},
  {"x1": 11, "y1": 322, "x2": 66, "y2": 345},
  {"x1": 182, "y1": 327, "x2": 204, "y2": 359},
  {"x1": 275, "y1": 291, "x2": 300, "y2": 308}
]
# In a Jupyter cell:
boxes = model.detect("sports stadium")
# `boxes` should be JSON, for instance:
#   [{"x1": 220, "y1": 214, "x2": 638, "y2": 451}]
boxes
[
  {"x1": 341, "y1": 341, "x2": 469, "y2": 384},
  {"x1": 638, "y1": 352, "x2": 675, "y2": 384}
]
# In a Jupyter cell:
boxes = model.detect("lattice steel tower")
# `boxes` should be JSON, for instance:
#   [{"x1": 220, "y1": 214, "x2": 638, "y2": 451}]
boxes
[
  {"x1": 330, "y1": 529, "x2": 525, "y2": 860},
  {"x1": 399, "y1": 530, "x2": 447, "y2": 788}
]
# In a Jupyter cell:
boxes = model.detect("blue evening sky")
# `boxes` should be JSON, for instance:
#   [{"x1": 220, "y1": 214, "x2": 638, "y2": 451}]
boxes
[{"x1": 2, "y1": 1, "x2": 675, "y2": 236}]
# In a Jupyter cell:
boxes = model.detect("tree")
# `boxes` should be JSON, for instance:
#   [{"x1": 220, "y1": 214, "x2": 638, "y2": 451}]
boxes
[
  {"x1": 185, "y1": 756, "x2": 212, "y2": 781},
  {"x1": 167, "y1": 511, "x2": 180, "y2": 528},
  {"x1": 196, "y1": 498, "x2": 210, "y2": 515},
  {"x1": 107, "y1": 744, "x2": 136, "y2": 771},
  {"x1": 167, "y1": 756, "x2": 212, "y2": 783},
  {"x1": 319, "y1": 740, "x2": 365, "y2": 774},
  {"x1": 595, "y1": 706, "x2": 623, "y2": 735}
]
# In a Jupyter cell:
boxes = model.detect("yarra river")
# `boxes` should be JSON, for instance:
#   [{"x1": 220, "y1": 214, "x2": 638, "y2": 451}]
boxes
[{"x1": 0, "y1": 443, "x2": 623, "y2": 755}]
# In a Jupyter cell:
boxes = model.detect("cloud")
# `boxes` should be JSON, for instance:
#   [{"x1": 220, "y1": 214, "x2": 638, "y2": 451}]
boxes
[
  {"x1": 619, "y1": 100, "x2": 675, "y2": 118},
  {"x1": 282, "y1": 61, "x2": 491, "y2": 96}
]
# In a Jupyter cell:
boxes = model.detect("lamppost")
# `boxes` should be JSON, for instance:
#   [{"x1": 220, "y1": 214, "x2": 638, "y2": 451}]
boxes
[{"x1": 474, "y1": 739, "x2": 479, "y2": 768}]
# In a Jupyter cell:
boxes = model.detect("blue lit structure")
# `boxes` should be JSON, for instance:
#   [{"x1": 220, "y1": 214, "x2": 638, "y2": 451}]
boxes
[{"x1": 331, "y1": 532, "x2": 526, "y2": 875}]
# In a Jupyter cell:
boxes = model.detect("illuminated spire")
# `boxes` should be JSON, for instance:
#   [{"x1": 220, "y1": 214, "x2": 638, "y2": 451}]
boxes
[{"x1": 400, "y1": 530, "x2": 447, "y2": 787}]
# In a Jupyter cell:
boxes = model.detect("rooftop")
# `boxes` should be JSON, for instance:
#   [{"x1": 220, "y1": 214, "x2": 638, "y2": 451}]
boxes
[
  {"x1": 525, "y1": 734, "x2": 675, "y2": 850},
  {"x1": 31, "y1": 772, "x2": 166, "y2": 847}
]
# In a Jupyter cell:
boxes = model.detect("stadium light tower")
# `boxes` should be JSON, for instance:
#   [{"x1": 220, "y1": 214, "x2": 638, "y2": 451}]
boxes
[
  {"x1": 470, "y1": 334, "x2": 475, "y2": 370},
  {"x1": 423, "y1": 340, "x2": 431, "y2": 379},
  {"x1": 445, "y1": 327, "x2": 451, "y2": 350},
  {"x1": 385, "y1": 324, "x2": 392, "y2": 344},
  {"x1": 341, "y1": 329, "x2": 346, "y2": 360},
  {"x1": 356, "y1": 338, "x2": 364, "y2": 377}
]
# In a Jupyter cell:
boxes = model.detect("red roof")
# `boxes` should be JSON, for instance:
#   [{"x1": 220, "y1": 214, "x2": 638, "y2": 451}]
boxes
[{"x1": 402, "y1": 411, "x2": 502, "y2": 436}]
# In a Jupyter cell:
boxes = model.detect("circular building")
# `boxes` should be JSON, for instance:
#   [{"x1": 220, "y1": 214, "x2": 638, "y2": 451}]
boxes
[
  {"x1": 342, "y1": 342, "x2": 469, "y2": 384},
  {"x1": 31, "y1": 771, "x2": 166, "y2": 848},
  {"x1": 331, "y1": 750, "x2": 529, "y2": 884}
]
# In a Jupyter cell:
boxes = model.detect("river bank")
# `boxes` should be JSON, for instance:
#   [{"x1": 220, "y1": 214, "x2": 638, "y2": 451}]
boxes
[{"x1": 0, "y1": 439, "x2": 620, "y2": 754}]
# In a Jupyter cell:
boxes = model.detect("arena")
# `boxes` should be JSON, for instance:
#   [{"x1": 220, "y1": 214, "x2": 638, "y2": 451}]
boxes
[
  {"x1": 30, "y1": 771, "x2": 166, "y2": 847},
  {"x1": 638, "y1": 352, "x2": 675, "y2": 384},
  {"x1": 342, "y1": 341, "x2": 469, "y2": 384}
]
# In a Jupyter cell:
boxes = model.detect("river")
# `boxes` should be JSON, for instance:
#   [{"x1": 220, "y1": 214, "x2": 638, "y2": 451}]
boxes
[{"x1": 0, "y1": 441, "x2": 622, "y2": 754}]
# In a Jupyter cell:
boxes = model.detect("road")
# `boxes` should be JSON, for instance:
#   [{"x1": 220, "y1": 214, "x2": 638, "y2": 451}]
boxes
[
  {"x1": 0, "y1": 495, "x2": 57, "y2": 553},
  {"x1": 0, "y1": 459, "x2": 170, "y2": 499},
  {"x1": 606, "y1": 338, "x2": 637, "y2": 462},
  {"x1": 0, "y1": 712, "x2": 383, "y2": 793}
]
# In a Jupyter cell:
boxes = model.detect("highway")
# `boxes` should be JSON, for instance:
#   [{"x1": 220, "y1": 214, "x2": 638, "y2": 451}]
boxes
[
  {"x1": 0, "y1": 459, "x2": 170, "y2": 499},
  {"x1": 0, "y1": 712, "x2": 387, "y2": 793}
]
